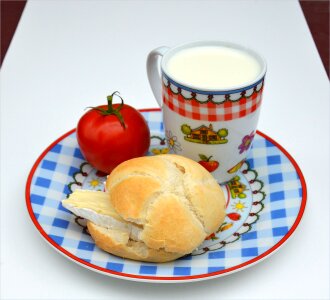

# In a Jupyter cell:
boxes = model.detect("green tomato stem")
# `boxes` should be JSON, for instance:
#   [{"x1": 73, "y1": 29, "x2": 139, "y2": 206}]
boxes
[{"x1": 89, "y1": 92, "x2": 126, "y2": 129}]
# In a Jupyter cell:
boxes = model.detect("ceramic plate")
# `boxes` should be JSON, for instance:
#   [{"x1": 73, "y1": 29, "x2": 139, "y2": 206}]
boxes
[{"x1": 26, "y1": 109, "x2": 306, "y2": 282}]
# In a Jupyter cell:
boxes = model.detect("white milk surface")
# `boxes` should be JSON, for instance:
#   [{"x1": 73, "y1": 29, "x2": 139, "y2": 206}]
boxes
[{"x1": 166, "y1": 46, "x2": 261, "y2": 90}]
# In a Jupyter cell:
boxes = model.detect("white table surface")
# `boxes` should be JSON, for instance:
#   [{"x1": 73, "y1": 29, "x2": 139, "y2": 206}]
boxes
[{"x1": 1, "y1": 0, "x2": 329, "y2": 299}]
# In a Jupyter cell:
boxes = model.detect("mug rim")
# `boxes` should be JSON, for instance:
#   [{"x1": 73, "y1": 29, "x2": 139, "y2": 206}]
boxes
[{"x1": 161, "y1": 40, "x2": 267, "y2": 93}]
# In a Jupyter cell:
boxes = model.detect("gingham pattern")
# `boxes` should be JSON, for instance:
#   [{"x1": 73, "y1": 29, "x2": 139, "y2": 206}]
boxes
[
  {"x1": 27, "y1": 111, "x2": 304, "y2": 280},
  {"x1": 163, "y1": 84, "x2": 263, "y2": 122}
]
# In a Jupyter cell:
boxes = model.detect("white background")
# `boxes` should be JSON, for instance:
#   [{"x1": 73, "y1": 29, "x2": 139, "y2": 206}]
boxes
[{"x1": 1, "y1": 0, "x2": 329, "y2": 299}]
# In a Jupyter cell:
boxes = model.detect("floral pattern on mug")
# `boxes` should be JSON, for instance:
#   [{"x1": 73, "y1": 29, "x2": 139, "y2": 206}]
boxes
[
  {"x1": 238, "y1": 131, "x2": 255, "y2": 154},
  {"x1": 165, "y1": 130, "x2": 182, "y2": 153}
]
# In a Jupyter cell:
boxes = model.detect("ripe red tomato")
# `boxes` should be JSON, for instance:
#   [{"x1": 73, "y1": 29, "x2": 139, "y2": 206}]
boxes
[{"x1": 76, "y1": 93, "x2": 150, "y2": 173}]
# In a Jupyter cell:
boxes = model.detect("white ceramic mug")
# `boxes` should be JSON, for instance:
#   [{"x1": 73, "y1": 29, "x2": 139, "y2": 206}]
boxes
[{"x1": 147, "y1": 41, "x2": 266, "y2": 183}]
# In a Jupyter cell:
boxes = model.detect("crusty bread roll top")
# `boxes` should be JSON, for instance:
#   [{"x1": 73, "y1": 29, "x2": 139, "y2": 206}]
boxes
[{"x1": 86, "y1": 154, "x2": 226, "y2": 261}]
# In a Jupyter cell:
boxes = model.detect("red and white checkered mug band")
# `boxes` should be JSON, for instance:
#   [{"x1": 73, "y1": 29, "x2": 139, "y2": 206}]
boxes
[{"x1": 163, "y1": 81, "x2": 264, "y2": 122}]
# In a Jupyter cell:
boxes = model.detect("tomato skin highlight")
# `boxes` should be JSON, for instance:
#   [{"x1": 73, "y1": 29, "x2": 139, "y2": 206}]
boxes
[{"x1": 77, "y1": 104, "x2": 150, "y2": 174}]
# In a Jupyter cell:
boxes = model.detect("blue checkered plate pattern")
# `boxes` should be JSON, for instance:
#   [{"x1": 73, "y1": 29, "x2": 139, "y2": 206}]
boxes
[{"x1": 26, "y1": 109, "x2": 306, "y2": 282}]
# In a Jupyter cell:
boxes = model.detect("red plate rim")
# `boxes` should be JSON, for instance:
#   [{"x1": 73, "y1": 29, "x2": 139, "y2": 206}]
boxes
[{"x1": 25, "y1": 108, "x2": 307, "y2": 282}]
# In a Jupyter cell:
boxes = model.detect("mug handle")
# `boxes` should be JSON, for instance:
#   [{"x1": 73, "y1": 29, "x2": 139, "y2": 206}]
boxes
[{"x1": 146, "y1": 46, "x2": 170, "y2": 107}]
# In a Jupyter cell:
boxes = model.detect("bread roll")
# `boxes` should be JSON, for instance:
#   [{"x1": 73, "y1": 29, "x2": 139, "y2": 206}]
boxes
[{"x1": 94, "y1": 154, "x2": 226, "y2": 261}]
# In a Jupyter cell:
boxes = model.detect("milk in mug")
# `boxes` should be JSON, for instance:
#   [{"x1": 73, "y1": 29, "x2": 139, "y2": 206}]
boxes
[{"x1": 166, "y1": 46, "x2": 262, "y2": 90}]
